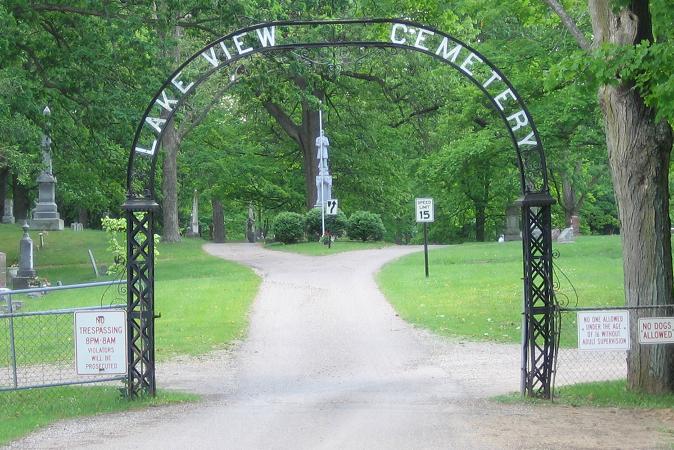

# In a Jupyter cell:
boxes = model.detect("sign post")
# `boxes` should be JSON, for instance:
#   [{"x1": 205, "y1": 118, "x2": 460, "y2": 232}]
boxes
[{"x1": 415, "y1": 198, "x2": 434, "y2": 278}]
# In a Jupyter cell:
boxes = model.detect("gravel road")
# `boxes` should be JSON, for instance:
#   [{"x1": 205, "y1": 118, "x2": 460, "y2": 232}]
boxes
[{"x1": 8, "y1": 244, "x2": 673, "y2": 449}]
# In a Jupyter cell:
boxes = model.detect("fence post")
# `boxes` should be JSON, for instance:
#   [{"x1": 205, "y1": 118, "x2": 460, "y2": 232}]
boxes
[{"x1": 1, "y1": 289, "x2": 18, "y2": 389}]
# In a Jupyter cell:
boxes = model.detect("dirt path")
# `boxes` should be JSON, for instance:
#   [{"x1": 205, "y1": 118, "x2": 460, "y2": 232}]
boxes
[{"x1": 8, "y1": 244, "x2": 673, "y2": 449}]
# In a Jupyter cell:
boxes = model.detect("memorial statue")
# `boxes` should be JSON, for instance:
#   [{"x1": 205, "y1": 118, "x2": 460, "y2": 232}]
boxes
[{"x1": 314, "y1": 133, "x2": 333, "y2": 208}]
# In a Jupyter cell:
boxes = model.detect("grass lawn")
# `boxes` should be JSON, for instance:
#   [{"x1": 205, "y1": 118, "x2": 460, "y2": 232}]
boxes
[
  {"x1": 377, "y1": 236, "x2": 624, "y2": 347},
  {"x1": 0, "y1": 386, "x2": 197, "y2": 446},
  {"x1": 0, "y1": 225, "x2": 261, "y2": 359},
  {"x1": 265, "y1": 239, "x2": 392, "y2": 256},
  {"x1": 496, "y1": 380, "x2": 674, "y2": 409}
]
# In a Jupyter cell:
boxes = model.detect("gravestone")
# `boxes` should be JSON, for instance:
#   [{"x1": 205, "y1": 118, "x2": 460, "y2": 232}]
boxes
[
  {"x1": 70, "y1": 222, "x2": 83, "y2": 231},
  {"x1": 504, "y1": 205, "x2": 521, "y2": 241},
  {"x1": 1, "y1": 198, "x2": 14, "y2": 224},
  {"x1": 570, "y1": 215, "x2": 580, "y2": 235},
  {"x1": 551, "y1": 228, "x2": 561, "y2": 240},
  {"x1": 0, "y1": 252, "x2": 6, "y2": 288},
  {"x1": 13, "y1": 222, "x2": 37, "y2": 288},
  {"x1": 557, "y1": 227, "x2": 575, "y2": 244}
]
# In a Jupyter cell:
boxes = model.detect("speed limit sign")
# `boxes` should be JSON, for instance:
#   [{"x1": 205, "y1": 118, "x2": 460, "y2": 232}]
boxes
[{"x1": 415, "y1": 198, "x2": 434, "y2": 223}]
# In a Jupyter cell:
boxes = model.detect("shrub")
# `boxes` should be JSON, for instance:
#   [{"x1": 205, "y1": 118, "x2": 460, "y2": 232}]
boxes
[
  {"x1": 272, "y1": 212, "x2": 305, "y2": 244},
  {"x1": 305, "y1": 208, "x2": 348, "y2": 241},
  {"x1": 347, "y1": 211, "x2": 386, "y2": 242}
]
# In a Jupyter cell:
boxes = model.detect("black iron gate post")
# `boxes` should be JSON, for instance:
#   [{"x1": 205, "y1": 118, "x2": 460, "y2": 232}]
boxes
[
  {"x1": 519, "y1": 192, "x2": 556, "y2": 398},
  {"x1": 123, "y1": 197, "x2": 158, "y2": 397}
]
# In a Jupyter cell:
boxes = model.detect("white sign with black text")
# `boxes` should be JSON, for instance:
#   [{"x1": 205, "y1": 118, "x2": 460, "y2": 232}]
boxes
[
  {"x1": 326, "y1": 199, "x2": 338, "y2": 215},
  {"x1": 577, "y1": 310, "x2": 630, "y2": 351},
  {"x1": 638, "y1": 317, "x2": 674, "y2": 344},
  {"x1": 75, "y1": 310, "x2": 127, "y2": 375},
  {"x1": 415, "y1": 198, "x2": 434, "y2": 223}
]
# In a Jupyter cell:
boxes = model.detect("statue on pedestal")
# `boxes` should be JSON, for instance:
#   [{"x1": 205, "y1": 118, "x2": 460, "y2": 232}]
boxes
[{"x1": 30, "y1": 106, "x2": 64, "y2": 231}]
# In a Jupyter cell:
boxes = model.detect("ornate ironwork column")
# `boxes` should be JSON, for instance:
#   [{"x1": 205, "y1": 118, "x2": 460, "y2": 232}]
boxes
[
  {"x1": 123, "y1": 198, "x2": 158, "y2": 397},
  {"x1": 519, "y1": 192, "x2": 556, "y2": 398}
]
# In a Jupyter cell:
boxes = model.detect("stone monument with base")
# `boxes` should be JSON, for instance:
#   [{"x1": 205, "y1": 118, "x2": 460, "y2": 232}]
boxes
[
  {"x1": 2, "y1": 198, "x2": 14, "y2": 224},
  {"x1": 30, "y1": 106, "x2": 64, "y2": 231},
  {"x1": 504, "y1": 204, "x2": 521, "y2": 241}
]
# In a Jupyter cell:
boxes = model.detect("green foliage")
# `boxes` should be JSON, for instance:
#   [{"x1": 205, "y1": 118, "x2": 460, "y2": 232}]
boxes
[
  {"x1": 272, "y1": 211, "x2": 305, "y2": 244},
  {"x1": 101, "y1": 216, "x2": 160, "y2": 275},
  {"x1": 304, "y1": 207, "x2": 348, "y2": 241},
  {"x1": 347, "y1": 210, "x2": 386, "y2": 242}
]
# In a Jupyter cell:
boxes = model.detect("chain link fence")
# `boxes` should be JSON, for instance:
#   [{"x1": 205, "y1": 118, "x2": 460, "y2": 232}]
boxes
[
  {"x1": 0, "y1": 281, "x2": 125, "y2": 392},
  {"x1": 554, "y1": 304, "x2": 674, "y2": 388}
]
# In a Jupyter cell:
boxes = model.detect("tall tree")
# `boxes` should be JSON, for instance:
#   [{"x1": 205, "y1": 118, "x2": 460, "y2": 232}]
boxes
[{"x1": 545, "y1": 0, "x2": 673, "y2": 392}]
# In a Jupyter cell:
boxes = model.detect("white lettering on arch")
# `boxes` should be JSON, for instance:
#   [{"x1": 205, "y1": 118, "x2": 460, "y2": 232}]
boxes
[
  {"x1": 414, "y1": 28, "x2": 434, "y2": 51},
  {"x1": 135, "y1": 139, "x2": 157, "y2": 156},
  {"x1": 145, "y1": 116, "x2": 166, "y2": 134},
  {"x1": 517, "y1": 131, "x2": 538, "y2": 148},
  {"x1": 459, "y1": 52, "x2": 483, "y2": 76},
  {"x1": 201, "y1": 46, "x2": 220, "y2": 68},
  {"x1": 233, "y1": 33, "x2": 253, "y2": 55},
  {"x1": 391, "y1": 23, "x2": 408, "y2": 44},
  {"x1": 155, "y1": 90, "x2": 178, "y2": 113},
  {"x1": 494, "y1": 88, "x2": 517, "y2": 111},
  {"x1": 507, "y1": 110, "x2": 529, "y2": 132},
  {"x1": 171, "y1": 72, "x2": 194, "y2": 94},
  {"x1": 256, "y1": 26, "x2": 276, "y2": 47},
  {"x1": 434, "y1": 37, "x2": 462, "y2": 63}
]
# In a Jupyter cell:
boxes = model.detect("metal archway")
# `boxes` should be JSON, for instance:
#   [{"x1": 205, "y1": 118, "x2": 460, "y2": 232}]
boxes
[{"x1": 124, "y1": 19, "x2": 556, "y2": 398}]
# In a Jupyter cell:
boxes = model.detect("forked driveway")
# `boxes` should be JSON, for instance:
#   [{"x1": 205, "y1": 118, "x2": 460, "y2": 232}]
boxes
[{"x1": 9, "y1": 244, "x2": 672, "y2": 449}]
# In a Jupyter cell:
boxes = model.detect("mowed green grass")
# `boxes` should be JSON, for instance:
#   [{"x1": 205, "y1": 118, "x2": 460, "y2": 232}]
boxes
[
  {"x1": 496, "y1": 380, "x2": 674, "y2": 409},
  {"x1": 377, "y1": 236, "x2": 624, "y2": 347},
  {"x1": 0, "y1": 225, "x2": 261, "y2": 359},
  {"x1": 0, "y1": 386, "x2": 197, "y2": 446},
  {"x1": 265, "y1": 240, "x2": 392, "y2": 256}
]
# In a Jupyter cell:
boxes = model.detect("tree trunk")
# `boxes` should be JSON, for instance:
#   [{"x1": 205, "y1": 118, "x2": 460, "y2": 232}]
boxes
[
  {"x1": 474, "y1": 201, "x2": 486, "y2": 242},
  {"x1": 212, "y1": 198, "x2": 225, "y2": 243},
  {"x1": 299, "y1": 102, "x2": 320, "y2": 209},
  {"x1": 590, "y1": 1, "x2": 674, "y2": 393},
  {"x1": 263, "y1": 80, "x2": 324, "y2": 210},
  {"x1": 561, "y1": 174, "x2": 578, "y2": 226},
  {"x1": 161, "y1": 119, "x2": 181, "y2": 242},
  {"x1": 78, "y1": 208, "x2": 88, "y2": 228}
]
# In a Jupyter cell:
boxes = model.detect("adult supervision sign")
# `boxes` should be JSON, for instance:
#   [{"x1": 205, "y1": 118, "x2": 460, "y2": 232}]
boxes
[
  {"x1": 74, "y1": 310, "x2": 127, "y2": 375},
  {"x1": 577, "y1": 310, "x2": 630, "y2": 351}
]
